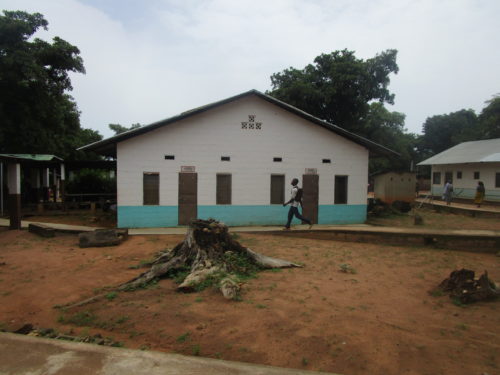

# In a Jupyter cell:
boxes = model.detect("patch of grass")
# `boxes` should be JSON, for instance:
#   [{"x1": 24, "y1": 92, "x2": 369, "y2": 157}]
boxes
[
  {"x1": 58, "y1": 311, "x2": 98, "y2": 326},
  {"x1": 452, "y1": 298, "x2": 467, "y2": 307},
  {"x1": 115, "y1": 316, "x2": 129, "y2": 324},
  {"x1": 167, "y1": 266, "x2": 191, "y2": 284},
  {"x1": 128, "y1": 258, "x2": 157, "y2": 269},
  {"x1": 256, "y1": 304, "x2": 267, "y2": 309},
  {"x1": 176, "y1": 332, "x2": 190, "y2": 343},
  {"x1": 339, "y1": 263, "x2": 357, "y2": 274},
  {"x1": 105, "y1": 292, "x2": 118, "y2": 301},
  {"x1": 302, "y1": 357, "x2": 309, "y2": 366},
  {"x1": 122, "y1": 278, "x2": 159, "y2": 291},
  {"x1": 456, "y1": 323, "x2": 468, "y2": 331},
  {"x1": 429, "y1": 289, "x2": 445, "y2": 297},
  {"x1": 194, "y1": 297, "x2": 203, "y2": 303},
  {"x1": 192, "y1": 344, "x2": 201, "y2": 356}
]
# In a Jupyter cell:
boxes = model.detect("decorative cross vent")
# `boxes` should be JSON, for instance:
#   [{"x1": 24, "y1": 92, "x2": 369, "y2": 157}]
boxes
[{"x1": 241, "y1": 115, "x2": 262, "y2": 130}]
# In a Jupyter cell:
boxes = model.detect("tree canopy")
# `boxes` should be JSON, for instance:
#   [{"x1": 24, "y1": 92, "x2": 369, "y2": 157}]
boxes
[
  {"x1": 418, "y1": 109, "x2": 479, "y2": 157},
  {"x1": 268, "y1": 49, "x2": 399, "y2": 134},
  {"x1": 109, "y1": 123, "x2": 141, "y2": 135},
  {"x1": 417, "y1": 96, "x2": 500, "y2": 158},
  {"x1": 268, "y1": 49, "x2": 417, "y2": 172},
  {"x1": 478, "y1": 95, "x2": 500, "y2": 139},
  {"x1": 0, "y1": 10, "x2": 101, "y2": 160}
]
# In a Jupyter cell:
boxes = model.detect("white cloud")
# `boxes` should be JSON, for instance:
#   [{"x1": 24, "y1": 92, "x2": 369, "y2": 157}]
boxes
[{"x1": 1, "y1": 0, "x2": 499, "y2": 137}]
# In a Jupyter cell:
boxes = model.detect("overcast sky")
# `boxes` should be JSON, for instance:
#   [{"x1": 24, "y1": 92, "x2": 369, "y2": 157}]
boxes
[{"x1": 2, "y1": 0, "x2": 499, "y2": 138}]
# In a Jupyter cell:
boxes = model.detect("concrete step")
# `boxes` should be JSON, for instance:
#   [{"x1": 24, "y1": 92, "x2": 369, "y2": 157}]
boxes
[{"x1": 0, "y1": 333, "x2": 338, "y2": 375}]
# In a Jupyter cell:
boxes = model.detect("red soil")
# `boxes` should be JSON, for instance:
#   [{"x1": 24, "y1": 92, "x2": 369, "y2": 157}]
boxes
[{"x1": 0, "y1": 228, "x2": 499, "y2": 375}]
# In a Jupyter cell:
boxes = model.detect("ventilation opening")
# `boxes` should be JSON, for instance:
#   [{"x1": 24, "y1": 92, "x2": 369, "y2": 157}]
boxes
[
  {"x1": 273, "y1": 157, "x2": 282, "y2": 162},
  {"x1": 221, "y1": 156, "x2": 230, "y2": 161},
  {"x1": 164, "y1": 155, "x2": 175, "y2": 160},
  {"x1": 322, "y1": 159, "x2": 331, "y2": 163}
]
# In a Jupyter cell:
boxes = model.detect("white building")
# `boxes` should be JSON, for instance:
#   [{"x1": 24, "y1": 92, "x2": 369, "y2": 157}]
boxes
[
  {"x1": 81, "y1": 90, "x2": 394, "y2": 228},
  {"x1": 418, "y1": 138, "x2": 500, "y2": 202}
]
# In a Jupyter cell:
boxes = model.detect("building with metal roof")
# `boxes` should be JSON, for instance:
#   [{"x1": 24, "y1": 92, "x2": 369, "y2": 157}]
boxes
[
  {"x1": 417, "y1": 138, "x2": 500, "y2": 202},
  {"x1": 79, "y1": 89, "x2": 398, "y2": 228}
]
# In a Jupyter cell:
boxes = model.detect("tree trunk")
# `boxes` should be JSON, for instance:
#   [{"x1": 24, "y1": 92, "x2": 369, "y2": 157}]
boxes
[
  {"x1": 65, "y1": 219, "x2": 301, "y2": 307},
  {"x1": 436, "y1": 268, "x2": 500, "y2": 304}
]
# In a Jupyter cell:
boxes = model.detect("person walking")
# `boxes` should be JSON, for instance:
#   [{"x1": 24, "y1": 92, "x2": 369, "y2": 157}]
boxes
[
  {"x1": 474, "y1": 181, "x2": 485, "y2": 207},
  {"x1": 442, "y1": 180, "x2": 453, "y2": 206},
  {"x1": 283, "y1": 178, "x2": 313, "y2": 230}
]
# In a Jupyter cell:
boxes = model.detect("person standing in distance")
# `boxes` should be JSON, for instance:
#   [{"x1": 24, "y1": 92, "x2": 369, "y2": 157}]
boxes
[{"x1": 283, "y1": 178, "x2": 313, "y2": 230}]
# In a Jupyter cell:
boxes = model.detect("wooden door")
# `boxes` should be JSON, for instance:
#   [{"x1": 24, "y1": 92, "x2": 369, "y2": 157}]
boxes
[
  {"x1": 178, "y1": 172, "x2": 197, "y2": 225},
  {"x1": 302, "y1": 174, "x2": 319, "y2": 224}
]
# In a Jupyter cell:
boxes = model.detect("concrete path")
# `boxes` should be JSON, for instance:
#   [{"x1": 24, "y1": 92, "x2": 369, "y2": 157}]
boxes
[
  {"x1": 0, "y1": 333, "x2": 338, "y2": 375},
  {"x1": 1, "y1": 218, "x2": 498, "y2": 240},
  {"x1": 128, "y1": 224, "x2": 370, "y2": 235},
  {"x1": 415, "y1": 197, "x2": 500, "y2": 213},
  {"x1": 0, "y1": 218, "x2": 102, "y2": 232}
]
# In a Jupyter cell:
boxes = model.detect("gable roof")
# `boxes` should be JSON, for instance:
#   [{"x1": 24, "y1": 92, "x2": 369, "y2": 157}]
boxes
[
  {"x1": 79, "y1": 89, "x2": 398, "y2": 157},
  {"x1": 418, "y1": 138, "x2": 500, "y2": 165}
]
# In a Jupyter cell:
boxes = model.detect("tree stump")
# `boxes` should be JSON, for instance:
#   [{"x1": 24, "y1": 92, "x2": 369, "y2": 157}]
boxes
[
  {"x1": 435, "y1": 268, "x2": 500, "y2": 304},
  {"x1": 66, "y1": 219, "x2": 301, "y2": 307}
]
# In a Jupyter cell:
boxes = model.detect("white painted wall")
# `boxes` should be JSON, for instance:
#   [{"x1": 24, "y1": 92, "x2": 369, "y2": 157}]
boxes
[
  {"x1": 431, "y1": 163, "x2": 500, "y2": 200},
  {"x1": 117, "y1": 95, "x2": 369, "y2": 206}
]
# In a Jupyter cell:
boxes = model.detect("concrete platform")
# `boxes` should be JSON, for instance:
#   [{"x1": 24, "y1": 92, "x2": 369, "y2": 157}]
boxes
[
  {"x1": 0, "y1": 218, "x2": 101, "y2": 233},
  {"x1": 0, "y1": 333, "x2": 338, "y2": 375}
]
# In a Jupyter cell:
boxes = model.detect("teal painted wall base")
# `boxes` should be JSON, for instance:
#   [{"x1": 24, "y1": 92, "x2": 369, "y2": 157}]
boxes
[
  {"x1": 118, "y1": 204, "x2": 367, "y2": 228},
  {"x1": 431, "y1": 187, "x2": 500, "y2": 201}
]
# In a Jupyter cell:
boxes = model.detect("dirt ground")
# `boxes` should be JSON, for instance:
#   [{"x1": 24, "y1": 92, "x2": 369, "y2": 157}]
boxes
[{"x1": 0, "y1": 217, "x2": 499, "y2": 375}]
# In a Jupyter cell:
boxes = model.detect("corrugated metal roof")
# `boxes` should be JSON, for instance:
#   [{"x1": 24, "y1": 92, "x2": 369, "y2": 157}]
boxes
[
  {"x1": 417, "y1": 138, "x2": 500, "y2": 165},
  {"x1": 78, "y1": 89, "x2": 398, "y2": 158}
]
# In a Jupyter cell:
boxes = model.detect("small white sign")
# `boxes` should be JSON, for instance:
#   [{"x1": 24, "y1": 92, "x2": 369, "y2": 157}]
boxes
[{"x1": 181, "y1": 166, "x2": 196, "y2": 173}]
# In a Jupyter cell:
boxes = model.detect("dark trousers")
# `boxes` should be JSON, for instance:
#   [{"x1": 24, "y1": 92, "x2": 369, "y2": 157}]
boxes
[{"x1": 286, "y1": 206, "x2": 311, "y2": 228}]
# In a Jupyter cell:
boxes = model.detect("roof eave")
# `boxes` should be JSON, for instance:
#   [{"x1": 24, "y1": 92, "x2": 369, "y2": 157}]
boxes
[{"x1": 79, "y1": 89, "x2": 398, "y2": 157}]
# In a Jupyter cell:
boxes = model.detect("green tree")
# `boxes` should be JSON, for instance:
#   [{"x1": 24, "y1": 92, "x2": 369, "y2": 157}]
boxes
[
  {"x1": 362, "y1": 103, "x2": 418, "y2": 172},
  {"x1": 108, "y1": 123, "x2": 141, "y2": 135},
  {"x1": 478, "y1": 95, "x2": 500, "y2": 139},
  {"x1": 0, "y1": 10, "x2": 97, "y2": 159},
  {"x1": 267, "y1": 49, "x2": 399, "y2": 133},
  {"x1": 418, "y1": 109, "x2": 479, "y2": 156},
  {"x1": 268, "y1": 49, "x2": 415, "y2": 172}
]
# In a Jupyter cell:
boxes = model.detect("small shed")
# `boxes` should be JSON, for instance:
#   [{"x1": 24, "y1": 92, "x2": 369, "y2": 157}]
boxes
[{"x1": 373, "y1": 171, "x2": 416, "y2": 204}]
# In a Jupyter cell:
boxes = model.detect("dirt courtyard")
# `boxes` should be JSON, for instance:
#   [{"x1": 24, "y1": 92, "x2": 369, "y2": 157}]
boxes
[{"x1": 0, "y1": 226, "x2": 499, "y2": 375}]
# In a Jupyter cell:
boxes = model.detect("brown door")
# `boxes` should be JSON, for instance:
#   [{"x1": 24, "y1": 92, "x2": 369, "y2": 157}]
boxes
[
  {"x1": 178, "y1": 172, "x2": 197, "y2": 225},
  {"x1": 302, "y1": 174, "x2": 319, "y2": 224}
]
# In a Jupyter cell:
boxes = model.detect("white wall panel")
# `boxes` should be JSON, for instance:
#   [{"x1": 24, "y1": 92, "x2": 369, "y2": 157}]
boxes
[{"x1": 117, "y1": 95, "x2": 369, "y2": 206}]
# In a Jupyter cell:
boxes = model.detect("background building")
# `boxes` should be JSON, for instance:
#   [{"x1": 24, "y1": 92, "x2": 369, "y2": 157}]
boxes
[{"x1": 418, "y1": 138, "x2": 500, "y2": 202}]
